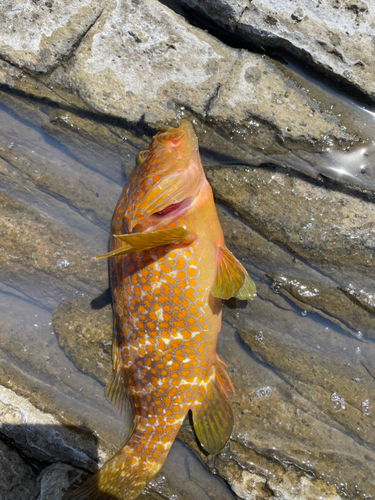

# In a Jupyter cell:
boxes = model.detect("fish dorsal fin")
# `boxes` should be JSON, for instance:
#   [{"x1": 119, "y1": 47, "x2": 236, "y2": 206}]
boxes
[
  {"x1": 211, "y1": 246, "x2": 256, "y2": 300},
  {"x1": 192, "y1": 370, "x2": 234, "y2": 455},
  {"x1": 96, "y1": 227, "x2": 193, "y2": 260},
  {"x1": 105, "y1": 334, "x2": 135, "y2": 441}
]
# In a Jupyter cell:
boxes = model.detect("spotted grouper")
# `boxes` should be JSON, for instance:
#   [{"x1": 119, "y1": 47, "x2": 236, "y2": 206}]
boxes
[{"x1": 75, "y1": 120, "x2": 256, "y2": 499}]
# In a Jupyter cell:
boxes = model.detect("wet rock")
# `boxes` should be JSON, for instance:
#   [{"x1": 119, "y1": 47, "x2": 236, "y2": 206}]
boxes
[
  {"x1": 340, "y1": 284, "x2": 375, "y2": 315},
  {"x1": 0, "y1": 190, "x2": 108, "y2": 310},
  {"x1": 52, "y1": 297, "x2": 113, "y2": 385},
  {"x1": 265, "y1": 273, "x2": 375, "y2": 339},
  {"x1": 0, "y1": 0, "x2": 103, "y2": 73},
  {"x1": 0, "y1": 438, "x2": 39, "y2": 500},
  {"x1": 216, "y1": 203, "x2": 335, "y2": 286},
  {"x1": 238, "y1": 324, "x2": 375, "y2": 450},
  {"x1": 179, "y1": 315, "x2": 375, "y2": 499},
  {"x1": 36, "y1": 462, "x2": 90, "y2": 500},
  {"x1": 181, "y1": 0, "x2": 375, "y2": 103},
  {"x1": 42, "y1": 110, "x2": 144, "y2": 184},
  {"x1": 206, "y1": 164, "x2": 375, "y2": 286}
]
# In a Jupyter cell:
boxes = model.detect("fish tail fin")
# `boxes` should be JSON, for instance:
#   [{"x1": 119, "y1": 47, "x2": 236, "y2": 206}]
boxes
[{"x1": 74, "y1": 431, "x2": 161, "y2": 500}]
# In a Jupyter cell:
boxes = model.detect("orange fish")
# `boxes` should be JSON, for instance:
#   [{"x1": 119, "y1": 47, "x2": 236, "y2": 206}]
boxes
[{"x1": 75, "y1": 120, "x2": 256, "y2": 499}]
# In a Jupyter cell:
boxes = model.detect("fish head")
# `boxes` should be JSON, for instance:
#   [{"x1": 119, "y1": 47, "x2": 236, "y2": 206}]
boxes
[{"x1": 124, "y1": 120, "x2": 205, "y2": 232}]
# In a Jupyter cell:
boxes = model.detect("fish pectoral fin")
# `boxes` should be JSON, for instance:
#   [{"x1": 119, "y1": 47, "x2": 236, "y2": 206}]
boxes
[
  {"x1": 211, "y1": 246, "x2": 257, "y2": 300},
  {"x1": 95, "y1": 227, "x2": 193, "y2": 259},
  {"x1": 192, "y1": 374, "x2": 234, "y2": 455}
]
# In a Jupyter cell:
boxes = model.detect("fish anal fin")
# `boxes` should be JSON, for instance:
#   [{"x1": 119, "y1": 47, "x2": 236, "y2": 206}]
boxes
[
  {"x1": 96, "y1": 227, "x2": 193, "y2": 260},
  {"x1": 211, "y1": 246, "x2": 256, "y2": 301},
  {"x1": 192, "y1": 371, "x2": 234, "y2": 455},
  {"x1": 214, "y1": 358, "x2": 235, "y2": 394}
]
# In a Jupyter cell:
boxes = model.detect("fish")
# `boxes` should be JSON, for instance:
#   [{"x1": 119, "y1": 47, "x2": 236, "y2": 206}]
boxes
[{"x1": 75, "y1": 119, "x2": 256, "y2": 499}]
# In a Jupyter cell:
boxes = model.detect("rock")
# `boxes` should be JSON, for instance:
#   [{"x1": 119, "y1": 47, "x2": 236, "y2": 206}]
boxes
[
  {"x1": 181, "y1": 0, "x2": 375, "y2": 104},
  {"x1": 0, "y1": 438, "x2": 39, "y2": 500},
  {"x1": 0, "y1": 190, "x2": 108, "y2": 310},
  {"x1": 178, "y1": 315, "x2": 375, "y2": 499},
  {"x1": 36, "y1": 462, "x2": 90, "y2": 500},
  {"x1": 265, "y1": 273, "x2": 375, "y2": 339},
  {"x1": 0, "y1": 0, "x2": 103, "y2": 73},
  {"x1": 0, "y1": 384, "x2": 98, "y2": 470},
  {"x1": 52, "y1": 297, "x2": 113, "y2": 385},
  {"x1": 3, "y1": 0, "x2": 375, "y2": 193},
  {"x1": 238, "y1": 324, "x2": 375, "y2": 451},
  {"x1": 205, "y1": 164, "x2": 375, "y2": 286},
  {"x1": 1, "y1": 2, "x2": 375, "y2": 497}
]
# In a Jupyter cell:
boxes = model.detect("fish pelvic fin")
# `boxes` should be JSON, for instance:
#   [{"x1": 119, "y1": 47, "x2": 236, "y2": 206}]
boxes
[
  {"x1": 191, "y1": 367, "x2": 234, "y2": 455},
  {"x1": 96, "y1": 227, "x2": 193, "y2": 259},
  {"x1": 105, "y1": 334, "x2": 135, "y2": 442},
  {"x1": 73, "y1": 434, "x2": 161, "y2": 500},
  {"x1": 211, "y1": 245, "x2": 257, "y2": 301}
]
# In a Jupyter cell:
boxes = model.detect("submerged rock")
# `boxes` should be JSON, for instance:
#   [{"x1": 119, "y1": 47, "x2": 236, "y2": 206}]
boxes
[
  {"x1": 52, "y1": 297, "x2": 113, "y2": 385},
  {"x1": 265, "y1": 273, "x2": 375, "y2": 339}
]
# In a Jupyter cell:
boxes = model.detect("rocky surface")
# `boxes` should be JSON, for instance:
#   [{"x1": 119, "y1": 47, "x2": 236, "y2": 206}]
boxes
[
  {"x1": 0, "y1": 438, "x2": 39, "y2": 500},
  {"x1": 205, "y1": 164, "x2": 375, "y2": 287},
  {"x1": 52, "y1": 297, "x2": 113, "y2": 385},
  {"x1": 36, "y1": 463, "x2": 90, "y2": 500},
  {"x1": 1, "y1": 0, "x2": 375, "y2": 191},
  {"x1": 0, "y1": 0, "x2": 375, "y2": 499},
  {"x1": 181, "y1": 0, "x2": 375, "y2": 104}
]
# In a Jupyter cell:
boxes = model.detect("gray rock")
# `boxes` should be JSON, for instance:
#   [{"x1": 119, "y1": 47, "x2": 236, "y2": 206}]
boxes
[
  {"x1": 37, "y1": 463, "x2": 90, "y2": 500},
  {"x1": 205, "y1": 164, "x2": 375, "y2": 286},
  {"x1": 0, "y1": 438, "x2": 39, "y2": 500},
  {"x1": 181, "y1": 0, "x2": 375, "y2": 103},
  {"x1": 0, "y1": 0, "x2": 103, "y2": 73}
]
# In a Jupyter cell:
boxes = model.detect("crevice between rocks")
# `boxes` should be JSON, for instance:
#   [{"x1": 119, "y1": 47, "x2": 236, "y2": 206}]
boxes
[{"x1": 178, "y1": 2, "x2": 375, "y2": 106}]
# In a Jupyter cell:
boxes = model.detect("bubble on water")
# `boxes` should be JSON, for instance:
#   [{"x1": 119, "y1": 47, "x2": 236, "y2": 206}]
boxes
[
  {"x1": 355, "y1": 347, "x2": 362, "y2": 355},
  {"x1": 361, "y1": 400, "x2": 370, "y2": 416},
  {"x1": 324, "y1": 327, "x2": 330, "y2": 333},
  {"x1": 254, "y1": 332, "x2": 264, "y2": 343},
  {"x1": 356, "y1": 331, "x2": 363, "y2": 339},
  {"x1": 56, "y1": 259, "x2": 70, "y2": 269},
  {"x1": 301, "y1": 310, "x2": 307, "y2": 317},
  {"x1": 252, "y1": 386, "x2": 272, "y2": 399},
  {"x1": 331, "y1": 392, "x2": 346, "y2": 412}
]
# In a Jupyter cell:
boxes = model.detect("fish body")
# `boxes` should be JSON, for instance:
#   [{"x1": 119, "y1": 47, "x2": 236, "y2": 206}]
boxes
[{"x1": 75, "y1": 120, "x2": 256, "y2": 499}]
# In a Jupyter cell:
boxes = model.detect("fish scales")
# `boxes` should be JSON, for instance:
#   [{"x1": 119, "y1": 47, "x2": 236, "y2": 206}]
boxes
[{"x1": 75, "y1": 120, "x2": 256, "y2": 499}]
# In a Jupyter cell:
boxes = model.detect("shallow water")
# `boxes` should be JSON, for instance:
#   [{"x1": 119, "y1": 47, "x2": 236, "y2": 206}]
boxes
[{"x1": 0, "y1": 73, "x2": 375, "y2": 500}]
